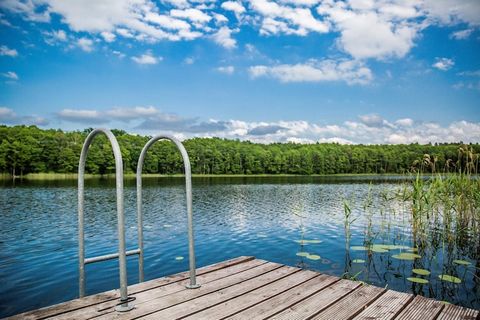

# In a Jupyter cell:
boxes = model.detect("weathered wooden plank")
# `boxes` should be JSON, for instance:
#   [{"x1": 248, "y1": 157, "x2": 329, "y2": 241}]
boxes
[
  {"x1": 50, "y1": 258, "x2": 268, "y2": 320},
  {"x1": 312, "y1": 284, "x2": 385, "y2": 320},
  {"x1": 5, "y1": 256, "x2": 254, "y2": 320},
  {"x1": 226, "y1": 274, "x2": 339, "y2": 320},
  {"x1": 395, "y1": 295, "x2": 445, "y2": 320},
  {"x1": 271, "y1": 279, "x2": 362, "y2": 320},
  {"x1": 182, "y1": 270, "x2": 320, "y2": 320},
  {"x1": 352, "y1": 290, "x2": 413, "y2": 320},
  {"x1": 93, "y1": 261, "x2": 285, "y2": 320},
  {"x1": 5, "y1": 256, "x2": 480, "y2": 320},
  {"x1": 140, "y1": 265, "x2": 301, "y2": 319},
  {"x1": 437, "y1": 303, "x2": 479, "y2": 320}
]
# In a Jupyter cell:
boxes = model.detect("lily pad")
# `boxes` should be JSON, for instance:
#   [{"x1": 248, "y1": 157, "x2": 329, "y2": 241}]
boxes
[
  {"x1": 412, "y1": 268, "x2": 431, "y2": 276},
  {"x1": 296, "y1": 252, "x2": 309, "y2": 257},
  {"x1": 407, "y1": 277, "x2": 429, "y2": 284},
  {"x1": 453, "y1": 259, "x2": 471, "y2": 266},
  {"x1": 373, "y1": 244, "x2": 411, "y2": 250},
  {"x1": 352, "y1": 259, "x2": 365, "y2": 263},
  {"x1": 295, "y1": 239, "x2": 322, "y2": 245},
  {"x1": 438, "y1": 275, "x2": 461, "y2": 284},
  {"x1": 407, "y1": 248, "x2": 419, "y2": 252},
  {"x1": 175, "y1": 256, "x2": 184, "y2": 261},
  {"x1": 369, "y1": 246, "x2": 389, "y2": 253},
  {"x1": 350, "y1": 246, "x2": 369, "y2": 251},
  {"x1": 306, "y1": 254, "x2": 321, "y2": 260},
  {"x1": 392, "y1": 253, "x2": 421, "y2": 261}
]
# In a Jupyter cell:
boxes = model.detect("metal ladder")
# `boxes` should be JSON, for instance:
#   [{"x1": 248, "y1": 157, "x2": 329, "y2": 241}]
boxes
[
  {"x1": 136, "y1": 135, "x2": 200, "y2": 289},
  {"x1": 77, "y1": 129, "x2": 199, "y2": 312}
]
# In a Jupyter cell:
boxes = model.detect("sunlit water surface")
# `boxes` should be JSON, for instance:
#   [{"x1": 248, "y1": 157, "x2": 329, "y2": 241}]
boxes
[{"x1": 0, "y1": 176, "x2": 478, "y2": 317}]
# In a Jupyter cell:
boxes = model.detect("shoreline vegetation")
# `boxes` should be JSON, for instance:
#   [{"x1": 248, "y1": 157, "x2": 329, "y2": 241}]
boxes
[
  {"x1": 1, "y1": 172, "x2": 474, "y2": 181},
  {"x1": 1, "y1": 125, "x2": 479, "y2": 177},
  {"x1": 1, "y1": 172, "x2": 411, "y2": 180}
]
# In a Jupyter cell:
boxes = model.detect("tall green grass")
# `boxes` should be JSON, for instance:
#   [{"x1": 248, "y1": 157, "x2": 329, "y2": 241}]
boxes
[{"x1": 401, "y1": 145, "x2": 480, "y2": 241}]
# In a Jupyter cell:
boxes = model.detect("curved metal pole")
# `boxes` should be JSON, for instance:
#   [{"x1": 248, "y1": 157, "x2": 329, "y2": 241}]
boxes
[
  {"x1": 78, "y1": 128, "x2": 133, "y2": 311},
  {"x1": 136, "y1": 135, "x2": 200, "y2": 289}
]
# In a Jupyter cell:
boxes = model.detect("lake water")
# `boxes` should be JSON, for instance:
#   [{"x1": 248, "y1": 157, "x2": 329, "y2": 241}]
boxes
[{"x1": 0, "y1": 176, "x2": 478, "y2": 317}]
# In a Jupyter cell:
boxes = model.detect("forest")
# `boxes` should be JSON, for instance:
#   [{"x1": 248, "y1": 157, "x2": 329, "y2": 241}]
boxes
[{"x1": 0, "y1": 125, "x2": 478, "y2": 176}]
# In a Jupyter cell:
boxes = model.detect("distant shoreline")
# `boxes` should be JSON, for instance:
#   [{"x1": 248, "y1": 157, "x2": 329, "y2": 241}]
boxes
[{"x1": 0, "y1": 172, "x2": 426, "y2": 180}]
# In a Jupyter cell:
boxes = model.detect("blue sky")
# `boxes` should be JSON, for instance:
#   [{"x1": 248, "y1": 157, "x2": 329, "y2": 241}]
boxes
[{"x1": 0, "y1": 0, "x2": 479, "y2": 144}]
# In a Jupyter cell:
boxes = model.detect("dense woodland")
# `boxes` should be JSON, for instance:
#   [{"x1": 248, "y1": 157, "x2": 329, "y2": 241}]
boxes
[{"x1": 0, "y1": 125, "x2": 478, "y2": 176}]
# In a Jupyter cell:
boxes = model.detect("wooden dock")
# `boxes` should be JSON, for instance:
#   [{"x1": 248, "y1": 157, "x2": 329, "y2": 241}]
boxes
[{"x1": 6, "y1": 256, "x2": 479, "y2": 320}]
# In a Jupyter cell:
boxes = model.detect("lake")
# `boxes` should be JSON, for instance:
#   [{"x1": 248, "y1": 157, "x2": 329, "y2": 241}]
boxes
[{"x1": 0, "y1": 176, "x2": 478, "y2": 317}]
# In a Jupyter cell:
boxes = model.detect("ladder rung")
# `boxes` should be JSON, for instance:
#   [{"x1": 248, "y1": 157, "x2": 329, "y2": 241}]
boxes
[{"x1": 85, "y1": 249, "x2": 141, "y2": 265}]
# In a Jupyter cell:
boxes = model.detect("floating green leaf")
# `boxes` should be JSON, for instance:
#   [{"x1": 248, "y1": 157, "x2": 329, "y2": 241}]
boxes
[
  {"x1": 369, "y1": 246, "x2": 389, "y2": 253},
  {"x1": 175, "y1": 256, "x2": 184, "y2": 261},
  {"x1": 407, "y1": 248, "x2": 419, "y2": 252},
  {"x1": 407, "y1": 277, "x2": 429, "y2": 284},
  {"x1": 295, "y1": 239, "x2": 322, "y2": 245},
  {"x1": 373, "y1": 244, "x2": 411, "y2": 250},
  {"x1": 392, "y1": 253, "x2": 421, "y2": 261},
  {"x1": 350, "y1": 246, "x2": 369, "y2": 251},
  {"x1": 306, "y1": 254, "x2": 321, "y2": 260},
  {"x1": 296, "y1": 252, "x2": 309, "y2": 257},
  {"x1": 412, "y1": 268, "x2": 431, "y2": 276},
  {"x1": 352, "y1": 259, "x2": 365, "y2": 263},
  {"x1": 438, "y1": 275, "x2": 461, "y2": 284},
  {"x1": 453, "y1": 259, "x2": 471, "y2": 266}
]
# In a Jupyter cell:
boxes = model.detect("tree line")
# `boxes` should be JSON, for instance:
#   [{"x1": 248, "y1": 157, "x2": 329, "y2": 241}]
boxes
[{"x1": 0, "y1": 125, "x2": 478, "y2": 176}]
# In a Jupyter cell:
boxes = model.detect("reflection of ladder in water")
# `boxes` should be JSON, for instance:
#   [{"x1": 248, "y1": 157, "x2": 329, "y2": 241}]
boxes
[{"x1": 78, "y1": 128, "x2": 199, "y2": 312}]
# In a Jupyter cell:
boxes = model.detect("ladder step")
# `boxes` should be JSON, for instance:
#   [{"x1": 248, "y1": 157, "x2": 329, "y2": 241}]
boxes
[{"x1": 85, "y1": 249, "x2": 141, "y2": 265}]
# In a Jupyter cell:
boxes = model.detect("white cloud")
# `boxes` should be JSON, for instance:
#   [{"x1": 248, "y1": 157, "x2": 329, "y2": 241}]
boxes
[
  {"x1": 112, "y1": 50, "x2": 126, "y2": 59},
  {"x1": 131, "y1": 51, "x2": 162, "y2": 64},
  {"x1": 0, "y1": 107, "x2": 49, "y2": 126},
  {"x1": 217, "y1": 65, "x2": 235, "y2": 74},
  {"x1": 211, "y1": 26, "x2": 237, "y2": 49},
  {"x1": 0, "y1": 0, "x2": 50, "y2": 22},
  {"x1": 2, "y1": 71, "x2": 19, "y2": 81},
  {"x1": 317, "y1": 1, "x2": 420, "y2": 60},
  {"x1": 170, "y1": 8, "x2": 211, "y2": 23},
  {"x1": 221, "y1": 1, "x2": 246, "y2": 17},
  {"x1": 450, "y1": 28, "x2": 474, "y2": 40},
  {"x1": 0, "y1": 107, "x2": 16, "y2": 120},
  {"x1": 458, "y1": 70, "x2": 480, "y2": 77},
  {"x1": 248, "y1": 59, "x2": 373, "y2": 85},
  {"x1": 33, "y1": 106, "x2": 480, "y2": 144},
  {"x1": 1, "y1": 0, "x2": 478, "y2": 67},
  {"x1": 0, "y1": 45, "x2": 18, "y2": 57},
  {"x1": 432, "y1": 57, "x2": 454, "y2": 71},
  {"x1": 77, "y1": 37, "x2": 94, "y2": 52},
  {"x1": 423, "y1": 0, "x2": 480, "y2": 26},
  {"x1": 395, "y1": 118, "x2": 414, "y2": 127},
  {"x1": 145, "y1": 12, "x2": 191, "y2": 30},
  {"x1": 213, "y1": 13, "x2": 229, "y2": 24},
  {"x1": 184, "y1": 57, "x2": 195, "y2": 64},
  {"x1": 359, "y1": 114, "x2": 393, "y2": 127},
  {"x1": 58, "y1": 109, "x2": 105, "y2": 123},
  {"x1": 105, "y1": 106, "x2": 159, "y2": 120},
  {"x1": 250, "y1": 0, "x2": 329, "y2": 36},
  {"x1": 101, "y1": 31, "x2": 116, "y2": 42},
  {"x1": 53, "y1": 30, "x2": 67, "y2": 41}
]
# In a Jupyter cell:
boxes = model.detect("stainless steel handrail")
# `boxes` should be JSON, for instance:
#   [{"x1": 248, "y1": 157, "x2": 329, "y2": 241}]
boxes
[
  {"x1": 136, "y1": 135, "x2": 200, "y2": 289},
  {"x1": 78, "y1": 128, "x2": 135, "y2": 312}
]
